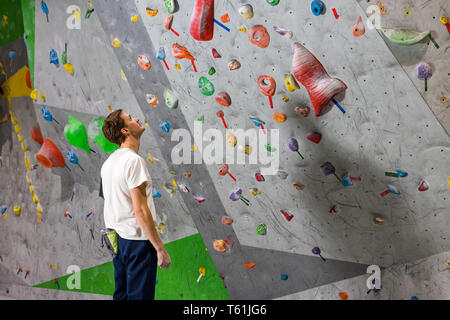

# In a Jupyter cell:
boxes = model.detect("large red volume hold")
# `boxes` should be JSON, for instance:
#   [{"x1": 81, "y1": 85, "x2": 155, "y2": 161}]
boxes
[
  {"x1": 189, "y1": 0, "x2": 214, "y2": 41},
  {"x1": 291, "y1": 42, "x2": 347, "y2": 117},
  {"x1": 36, "y1": 138, "x2": 65, "y2": 168}
]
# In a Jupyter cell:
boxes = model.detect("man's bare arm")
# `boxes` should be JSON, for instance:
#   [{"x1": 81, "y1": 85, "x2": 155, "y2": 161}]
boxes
[{"x1": 130, "y1": 182, "x2": 170, "y2": 268}]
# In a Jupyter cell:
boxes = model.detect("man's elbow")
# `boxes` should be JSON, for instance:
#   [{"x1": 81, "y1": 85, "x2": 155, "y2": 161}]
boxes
[{"x1": 134, "y1": 207, "x2": 146, "y2": 218}]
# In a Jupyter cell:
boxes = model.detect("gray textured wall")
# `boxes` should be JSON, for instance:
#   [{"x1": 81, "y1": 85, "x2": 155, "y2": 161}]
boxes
[{"x1": 1, "y1": 0, "x2": 449, "y2": 299}]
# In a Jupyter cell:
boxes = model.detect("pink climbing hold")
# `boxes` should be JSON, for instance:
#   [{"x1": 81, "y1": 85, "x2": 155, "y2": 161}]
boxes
[
  {"x1": 292, "y1": 42, "x2": 347, "y2": 117},
  {"x1": 418, "y1": 180, "x2": 429, "y2": 192},
  {"x1": 189, "y1": 0, "x2": 215, "y2": 41}
]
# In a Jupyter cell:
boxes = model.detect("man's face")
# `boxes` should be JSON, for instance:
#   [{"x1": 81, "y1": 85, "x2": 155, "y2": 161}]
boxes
[{"x1": 121, "y1": 112, "x2": 145, "y2": 139}]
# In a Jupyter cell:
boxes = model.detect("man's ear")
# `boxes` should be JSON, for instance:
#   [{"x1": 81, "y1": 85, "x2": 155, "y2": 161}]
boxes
[{"x1": 120, "y1": 127, "x2": 129, "y2": 137}]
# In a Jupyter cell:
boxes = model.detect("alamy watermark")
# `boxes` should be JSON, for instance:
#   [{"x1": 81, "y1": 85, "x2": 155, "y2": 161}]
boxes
[{"x1": 170, "y1": 122, "x2": 280, "y2": 175}]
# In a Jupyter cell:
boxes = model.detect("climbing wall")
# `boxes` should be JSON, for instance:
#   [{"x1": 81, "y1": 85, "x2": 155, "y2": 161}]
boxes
[{"x1": 1, "y1": 0, "x2": 449, "y2": 300}]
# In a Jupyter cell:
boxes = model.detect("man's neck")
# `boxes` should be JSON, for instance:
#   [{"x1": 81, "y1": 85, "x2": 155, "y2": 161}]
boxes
[{"x1": 120, "y1": 139, "x2": 140, "y2": 154}]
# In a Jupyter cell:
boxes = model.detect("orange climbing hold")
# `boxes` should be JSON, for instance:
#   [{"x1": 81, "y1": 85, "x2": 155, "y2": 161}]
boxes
[
  {"x1": 220, "y1": 13, "x2": 229, "y2": 23},
  {"x1": 172, "y1": 43, "x2": 195, "y2": 61},
  {"x1": 352, "y1": 16, "x2": 365, "y2": 37},
  {"x1": 244, "y1": 263, "x2": 255, "y2": 269},
  {"x1": 338, "y1": 292, "x2": 348, "y2": 300},
  {"x1": 273, "y1": 112, "x2": 287, "y2": 122}
]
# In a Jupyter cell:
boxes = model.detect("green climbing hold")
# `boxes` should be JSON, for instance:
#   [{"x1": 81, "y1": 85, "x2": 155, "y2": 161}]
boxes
[
  {"x1": 198, "y1": 76, "x2": 215, "y2": 96},
  {"x1": 196, "y1": 115, "x2": 204, "y2": 123},
  {"x1": 64, "y1": 116, "x2": 91, "y2": 153},
  {"x1": 88, "y1": 117, "x2": 119, "y2": 153},
  {"x1": 266, "y1": 0, "x2": 280, "y2": 6},
  {"x1": 265, "y1": 144, "x2": 276, "y2": 152},
  {"x1": 380, "y1": 28, "x2": 430, "y2": 46},
  {"x1": 208, "y1": 67, "x2": 216, "y2": 76},
  {"x1": 165, "y1": 89, "x2": 178, "y2": 109},
  {"x1": 85, "y1": 8, "x2": 94, "y2": 19},
  {"x1": 256, "y1": 224, "x2": 267, "y2": 235},
  {"x1": 164, "y1": 0, "x2": 175, "y2": 14}
]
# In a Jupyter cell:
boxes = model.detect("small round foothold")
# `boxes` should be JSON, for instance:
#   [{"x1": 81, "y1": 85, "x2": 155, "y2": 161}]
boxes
[
  {"x1": 311, "y1": 0, "x2": 324, "y2": 16},
  {"x1": 281, "y1": 274, "x2": 288, "y2": 280}
]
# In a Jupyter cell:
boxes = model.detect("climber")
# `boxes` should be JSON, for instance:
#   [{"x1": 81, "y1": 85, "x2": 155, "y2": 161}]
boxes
[{"x1": 101, "y1": 109, "x2": 171, "y2": 300}]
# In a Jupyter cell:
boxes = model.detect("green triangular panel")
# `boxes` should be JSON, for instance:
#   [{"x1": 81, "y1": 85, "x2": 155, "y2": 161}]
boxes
[{"x1": 33, "y1": 233, "x2": 230, "y2": 300}]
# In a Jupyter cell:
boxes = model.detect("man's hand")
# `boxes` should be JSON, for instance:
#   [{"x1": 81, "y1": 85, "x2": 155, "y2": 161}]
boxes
[{"x1": 157, "y1": 248, "x2": 171, "y2": 269}]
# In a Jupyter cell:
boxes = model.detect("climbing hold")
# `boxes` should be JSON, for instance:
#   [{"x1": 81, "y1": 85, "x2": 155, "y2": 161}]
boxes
[
  {"x1": 373, "y1": 217, "x2": 384, "y2": 226},
  {"x1": 137, "y1": 55, "x2": 151, "y2": 70},
  {"x1": 146, "y1": 94, "x2": 159, "y2": 107},
  {"x1": 276, "y1": 169, "x2": 288, "y2": 180},
  {"x1": 418, "y1": 180, "x2": 429, "y2": 192},
  {"x1": 190, "y1": 0, "x2": 214, "y2": 41},
  {"x1": 196, "y1": 115, "x2": 204, "y2": 123},
  {"x1": 281, "y1": 274, "x2": 288, "y2": 281},
  {"x1": 415, "y1": 62, "x2": 432, "y2": 92},
  {"x1": 63, "y1": 63, "x2": 74, "y2": 74},
  {"x1": 67, "y1": 149, "x2": 84, "y2": 171},
  {"x1": 338, "y1": 292, "x2": 348, "y2": 300},
  {"x1": 266, "y1": 0, "x2": 280, "y2": 6},
  {"x1": 220, "y1": 14, "x2": 229, "y2": 23},
  {"x1": 30, "y1": 124, "x2": 44, "y2": 145},
  {"x1": 36, "y1": 138, "x2": 66, "y2": 168},
  {"x1": 238, "y1": 144, "x2": 252, "y2": 155},
  {"x1": 441, "y1": 17, "x2": 450, "y2": 35},
  {"x1": 193, "y1": 193, "x2": 205, "y2": 203},
  {"x1": 164, "y1": 15, "x2": 179, "y2": 36},
  {"x1": 87, "y1": 118, "x2": 119, "y2": 153},
  {"x1": 229, "y1": 187, "x2": 250, "y2": 205},
  {"x1": 282, "y1": 97, "x2": 289, "y2": 103},
  {"x1": 215, "y1": 91, "x2": 231, "y2": 106},
  {"x1": 130, "y1": 15, "x2": 138, "y2": 22},
  {"x1": 198, "y1": 77, "x2": 215, "y2": 96},
  {"x1": 258, "y1": 75, "x2": 276, "y2": 109},
  {"x1": 244, "y1": 263, "x2": 255, "y2": 269},
  {"x1": 85, "y1": 8, "x2": 94, "y2": 19},
  {"x1": 226, "y1": 132, "x2": 237, "y2": 147},
  {"x1": 281, "y1": 209, "x2": 293, "y2": 221},
  {"x1": 380, "y1": 28, "x2": 431, "y2": 46},
  {"x1": 219, "y1": 164, "x2": 236, "y2": 181},
  {"x1": 64, "y1": 116, "x2": 91, "y2": 153},
  {"x1": 287, "y1": 137, "x2": 304, "y2": 159},
  {"x1": 145, "y1": 7, "x2": 158, "y2": 17},
  {"x1": 341, "y1": 173, "x2": 361, "y2": 187},
  {"x1": 311, "y1": 0, "x2": 324, "y2": 16},
  {"x1": 320, "y1": 162, "x2": 341, "y2": 181},
  {"x1": 273, "y1": 112, "x2": 287, "y2": 122},
  {"x1": 157, "y1": 222, "x2": 167, "y2": 235},
  {"x1": 159, "y1": 120, "x2": 171, "y2": 133},
  {"x1": 273, "y1": 26, "x2": 293, "y2": 39},
  {"x1": 265, "y1": 144, "x2": 276, "y2": 152},
  {"x1": 183, "y1": 172, "x2": 191, "y2": 178},
  {"x1": 164, "y1": 0, "x2": 176, "y2": 14},
  {"x1": 380, "y1": 184, "x2": 400, "y2": 196},
  {"x1": 238, "y1": 4, "x2": 253, "y2": 19},
  {"x1": 249, "y1": 188, "x2": 261, "y2": 196},
  {"x1": 352, "y1": 16, "x2": 365, "y2": 37},
  {"x1": 249, "y1": 116, "x2": 266, "y2": 134},
  {"x1": 255, "y1": 172, "x2": 265, "y2": 182},
  {"x1": 377, "y1": 1, "x2": 387, "y2": 16},
  {"x1": 212, "y1": 48, "x2": 221, "y2": 58},
  {"x1": 213, "y1": 240, "x2": 227, "y2": 252},
  {"x1": 238, "y1": 26, "x2": 247, "y2": 33},
  {"x1": 216, "y1": 111, "x2": 227, "y2": 128},
  {"x1": 157, "y1": 47, "x2": 169, "y2": 70},
  {"x1": 221, "y1": 216, "x2": 234, "y2": 225},
  {"x1": 208, "y1": 67, "x2": 216, "y2": 76},
  {"x1": 292, "y1": 42, "x2": 347, "y2": 117},
  {"x1": 152, "y1": 186, "x2": 161, "y2": 198},
  {"x1": 165, "y1": 89, "x2": 178, "y2": 108},
  {"x1": 294, "y1": 106, "x2": 310, "y2": 117},
  {"x1": 30, "y1": 89, "x2": 38, "y2": 100},
  {"x1": 312, "y1": 247, "x2": 326, "y2": 261},
  {"x1": 41, "y1": 0, "x2": 49, "y2": 22},
  {"x1": 13, "y1": 206, "x2": 21, "y2": 216},
  {"x1": 284, "y1": 74, "x2": 300, "y2": 92},
  {"x1": 49, "y1": 49, "x2": 59, "y2": 66},
  {"x1": 228, "y1": 59, "x2": 241, "y2": 70},
  {"x1": 256, "y1": 224, "x2": 267, "y2": 235},
  {"x1": 293, "y1": 183, "x2": 304, "y2": 190},
  {"x1": 248, "y1": 25, "x2": 270, "y2": 48}
]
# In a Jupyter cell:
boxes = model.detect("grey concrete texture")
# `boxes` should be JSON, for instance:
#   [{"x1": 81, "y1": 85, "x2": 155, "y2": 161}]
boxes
[{"x1": 357, "y1": 0, "x2": 450, "y2": 136}]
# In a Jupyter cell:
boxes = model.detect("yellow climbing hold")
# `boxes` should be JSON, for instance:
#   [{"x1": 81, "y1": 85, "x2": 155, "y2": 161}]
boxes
[
  {"x1": 191, "y1": 145, "x2": 198, "y2": 152},
  {"x1": 147, "y1": 152, "x2": 155, "y2": 164},
  {"x1": 111, "y1": 38, "x2": 122, "y2": 48},
  {"x1": 238, "y1": 26, "x2": 247, "y2": 32},
  {"x1": 120, "y1": 69, "x2": 127, "y2": 80},
  {"x1": 64, "y1": 63, "x2": 74, "y2": 74},
  {"x1": 3, "y1": 212, "x2": 7, "y2": 220},
  {"x1": 441, "y1": 17, "x2": 449, "y2": 25},
  {"x1": 21, "y1": 142, "x2": 27, "y2": 152},
  {"x1": 284, "y1": 73, "x2": 300, "y2": 92},
  {"x1": 73, "y1": 8, "x2": 81, "y2": 20},
  {"x1": 174, "y1": 64, "x2": 181, "y2": 70},
  {"x1": 40, "y1": 93, "x2": 46, "y2": 101},
  {"x1": 30, "y1": 88, "x2": 38, "y2": 100},
  {"x1": 131, "y1": 15, "x2": 139, "y2": 22},
  {"x1": 17, "y1": 134, "x2": 24, "y2": 142},
  {"x1": 13, "y1": 206, "x2": 21, "y2": 216},
  {"x1": 32, "y1": 194, "x2": 39, "y2": 204},
  {"x1": 146, "y1": 8, "x2": 158, "y2": 17},
  {"x1": 88, "y1": 1, "x2": 93, "y2": 7},
  {"x1": 157, "y1": 222, "x2": 167, "y2": 234},
  {"x1": 282, "y1": 97, "x2": 289, "y2": 103},
  {"x1": 50, "y1": 264, "x2": 57, "y2": 270},
  {"x1": 14, "y1": 124, "x2": 21, "y2": 134}
]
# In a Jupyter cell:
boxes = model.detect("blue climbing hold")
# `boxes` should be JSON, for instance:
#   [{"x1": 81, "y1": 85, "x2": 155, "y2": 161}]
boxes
[
  {"x1": 152, "y1": 186, "x2": 161, "y2": 198},
  {"x1": 281, "y1": 274, "x2": 288, "y2": 280},
  {"x1": 311, "y1": 0, "x2": 324, "y2": 16},
  {"x1": 49, "y1": 49, "x2": 59, "y2": 66},
  {"x1": 159, "y1": 120, "x2": 171, "y2": 133}
]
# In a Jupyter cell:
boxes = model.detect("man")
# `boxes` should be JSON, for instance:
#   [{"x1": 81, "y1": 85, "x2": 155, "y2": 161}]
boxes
[{"x1": 101, "y1": 109, "x2": 171, "y2": 300}]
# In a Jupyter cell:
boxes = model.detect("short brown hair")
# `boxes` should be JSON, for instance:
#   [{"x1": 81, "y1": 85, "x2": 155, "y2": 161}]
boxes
[{"x1": 102, "y1": 109, "x2": 126, "y2": 146}]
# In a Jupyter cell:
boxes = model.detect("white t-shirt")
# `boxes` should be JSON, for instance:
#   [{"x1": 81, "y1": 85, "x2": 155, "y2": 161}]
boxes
[{"x1": 101, "y1": 147, "x2": 157, "y2": 240}]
